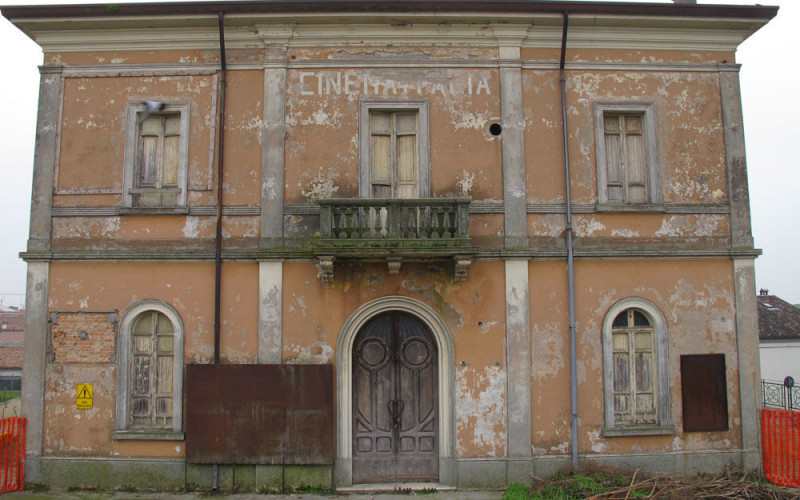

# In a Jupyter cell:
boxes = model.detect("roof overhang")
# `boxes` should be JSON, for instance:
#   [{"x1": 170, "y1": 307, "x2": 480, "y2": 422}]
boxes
[{"x1": 1, "y1": 1, "x2": 779, "y2": 53}]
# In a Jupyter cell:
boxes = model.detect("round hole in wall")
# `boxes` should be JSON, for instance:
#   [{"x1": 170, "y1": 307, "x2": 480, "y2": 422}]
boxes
[{"x1": 488, "y1": 123, "x2": 503, "y2": 136}]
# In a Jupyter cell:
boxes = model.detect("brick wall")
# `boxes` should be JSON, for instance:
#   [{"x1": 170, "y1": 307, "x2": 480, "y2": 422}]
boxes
[{"x1": 50, "y1": 312, "x2": 117, "y2": 364}]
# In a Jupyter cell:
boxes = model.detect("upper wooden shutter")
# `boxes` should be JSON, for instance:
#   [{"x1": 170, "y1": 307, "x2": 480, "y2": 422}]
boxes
[{"x1": 369, "y1": 111, "x2": 419, "y2": 199}]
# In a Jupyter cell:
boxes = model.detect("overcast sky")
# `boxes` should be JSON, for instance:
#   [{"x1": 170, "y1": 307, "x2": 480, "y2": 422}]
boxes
[{"x1": 0, "y1": 0, "x2": 797, "y2": 309}]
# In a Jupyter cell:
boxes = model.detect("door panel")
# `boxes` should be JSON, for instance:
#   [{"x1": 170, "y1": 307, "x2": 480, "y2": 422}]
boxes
[{"x1": 353, "y1": 312, "x2": 438, "y2": 483}]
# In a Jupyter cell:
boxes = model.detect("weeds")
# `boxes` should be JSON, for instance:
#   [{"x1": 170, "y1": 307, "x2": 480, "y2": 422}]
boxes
[{"x1": 503, "y1": 467, "x2": 800, "y2": 500}]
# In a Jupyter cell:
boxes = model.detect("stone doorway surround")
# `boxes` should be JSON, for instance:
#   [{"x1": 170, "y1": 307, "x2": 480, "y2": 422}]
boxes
[{"x1": 335, "y1": 296, "x2": 456, "y2": 487}]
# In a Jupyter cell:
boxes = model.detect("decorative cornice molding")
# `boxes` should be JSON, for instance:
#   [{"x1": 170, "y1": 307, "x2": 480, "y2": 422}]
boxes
[
  {"x1": 51, "y1": 60, "x2": 737, "y2": 75},
  {"x1": 20, "y1": 245, "x2": 761, "y2": 263},
  {"x1": 16, "y1": 14, "x2": 766, "y2": 54},
  {"x1": 50, "y1": 203, "x2": 730, "y2": 217}
]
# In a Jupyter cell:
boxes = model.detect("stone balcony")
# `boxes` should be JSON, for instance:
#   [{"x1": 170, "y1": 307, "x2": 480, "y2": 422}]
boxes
[{"x1": 315, "y1": 198, "x2": 475, "y2": 282}]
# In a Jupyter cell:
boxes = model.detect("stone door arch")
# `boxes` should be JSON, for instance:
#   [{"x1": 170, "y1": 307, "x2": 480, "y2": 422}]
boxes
[{"x1": 335, "y1": 296, "x2": 455, "y2": 486}]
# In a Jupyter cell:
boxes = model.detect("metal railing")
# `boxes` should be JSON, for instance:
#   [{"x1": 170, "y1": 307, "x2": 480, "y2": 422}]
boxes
[
  {"x1": 762, "y1": 379, "x2": 800, "y2": 411},
  {"x1": 318, "y1": 198, "x2": 471, "y2": 247}
]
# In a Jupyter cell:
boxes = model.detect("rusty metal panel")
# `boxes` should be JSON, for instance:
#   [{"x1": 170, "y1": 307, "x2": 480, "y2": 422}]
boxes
[
  {"x1": 186, "y1": 364, "x2": 333, "y2": 465},
  {"x1": 283, "y1": 364, "x2": 335, "y2": 464},
  {"x1": 680, "y1": 354, "x2": 729, "y2": 432}
]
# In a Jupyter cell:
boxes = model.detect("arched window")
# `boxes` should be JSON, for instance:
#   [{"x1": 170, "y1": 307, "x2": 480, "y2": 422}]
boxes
[
  {"x1": 602, "y1": 298, "x2": 672, "y2": 436},
  {"x1": 114, "y1": 301, "x2": 184, "y2": 439}
]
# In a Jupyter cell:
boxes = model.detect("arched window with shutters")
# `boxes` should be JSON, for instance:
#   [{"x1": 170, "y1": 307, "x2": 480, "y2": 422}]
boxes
[
  {"x1": 114, "y1": 301, "x2": 184, "y2": 440},
  {"x1": 602, "y1": 298, "x2": 672, "y2": 436}
]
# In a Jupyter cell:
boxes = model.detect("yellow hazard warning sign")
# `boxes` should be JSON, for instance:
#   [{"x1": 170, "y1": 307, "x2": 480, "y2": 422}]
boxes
[{"x1": 76, "y1": 384, "x2": 93, "y2": 410}]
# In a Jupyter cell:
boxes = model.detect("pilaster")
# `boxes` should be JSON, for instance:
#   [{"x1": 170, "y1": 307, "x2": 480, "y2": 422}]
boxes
[
  {"x1": 504, "y1": 259, "x2": 531, "y2": 482},
  {"x1": 732, "y1": 258, "x2": 762, "y2": 472},
  {"x1": 28, "y1": 66, "x2": 62, "y2": 252},
  {"x1": 494, "y1": 26, "x2": 529, "y2": 249},
  {"x1": 259, "y1": 27, "x2": 292, "y2": 247},
  {"x1": 22, "y1": 262, "x2": 49, "y2": 481},
  {"x1": 720, "y1": 64, "x2": 761, "y2": 471},
  {"x1": 258, "y1": 261, "x2": 283, "y2": 364},
  {"x1": 719, "y1": 65, "x2": 753, "y2": 250}
]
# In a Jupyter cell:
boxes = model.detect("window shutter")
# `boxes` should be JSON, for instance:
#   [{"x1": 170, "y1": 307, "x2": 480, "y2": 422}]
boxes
[
  {"x1": 368, "y1": 110, "x2": 420, "y2": 199},
  {"x1": 612, "y1": 309, "x2": 657, "y2": 425},
  {"x1": 604, "y1": 115, "x2": 623, "y2": 202},
  {"x1": 624, "y1": 115, "x2": 647, "y2": 203},
  {"x1": 370, "y1": 112, "x2": 392, "y2": 198},
  {"x1": 602, "y1": 112, "x2": 650, "y2": 204},
  {"x1": 395, "y1": 112, "x2": 419, "y2": 199},
  {"x1": 130, "y1": 311, "x2": 175, "y2": 429}
]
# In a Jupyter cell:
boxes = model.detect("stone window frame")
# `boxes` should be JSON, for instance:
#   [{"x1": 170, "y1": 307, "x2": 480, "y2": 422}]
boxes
[
  {"x1": 594, "y1": 102, "x2": 662, "y2": 209},
  {"x1": 358, "y1": 99, "x2": 430, "y2": 199},
  {"x1": 602, "y1": 297, "x2": 673, "y2": 437},
  {"x1": 113, "y1": 300, "x2": 184, "y2": 441},
  {"x1": 121, "y1": 102, "x2": 190, "y2": 213}
]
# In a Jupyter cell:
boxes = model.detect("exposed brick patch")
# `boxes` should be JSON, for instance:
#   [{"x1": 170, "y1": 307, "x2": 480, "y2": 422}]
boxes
[{"x1": 50, "y1": 312, "x2": 117, "y2": 364}]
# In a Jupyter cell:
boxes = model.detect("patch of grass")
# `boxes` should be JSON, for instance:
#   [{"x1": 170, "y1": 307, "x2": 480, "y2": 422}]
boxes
[
  {"x1": 0, "y1": 390, "x2": 20, "y2": 403},
  {"x1": 291, "y1": 484, "x2": 338, "y2": 494},
  {"x1": 502, "y1": 483, "x2": 531, "y2": 500},
  {"x1": 26, "y1": 482, "x2": 48, "y2": 492},
  {"x1": 416, "y1": 488, "x2": 438, "y2": 495}
]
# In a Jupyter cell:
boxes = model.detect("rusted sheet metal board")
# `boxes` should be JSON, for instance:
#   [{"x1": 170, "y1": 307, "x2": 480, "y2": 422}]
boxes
[
  {"x1": 186, "y1": 364, "x2": 333, "y2": 465},
  {"x1": 680, "y1": 354, "x2": 729, "y2": 432}
]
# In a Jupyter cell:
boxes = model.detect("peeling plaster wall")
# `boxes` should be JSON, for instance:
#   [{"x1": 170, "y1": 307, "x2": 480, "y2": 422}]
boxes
[
  {"x1": 219, "y1": 70, "x2": 264, "y2": 206},
  {"x1": 57, "y1": 75, "x2": 216, "y2": 197},
  {"x1": 281, "y1": 260, "x2": 508, "y2": 457},
  {"x1": 45, "y1": 50, "x2": 223, "y2": 66},
  {"x1": 523, "y1": 67, "x2": 729, "y2": 206},
  {"x1": 528, "y1": 213, "x2": 731, "y2": 240},
  {"x1": 284, "y1": 65, "x2": 502, "y2": 204},
  {"x1": 43, "y1": 262, "x2": 258, "y2": 457},
  {"x1": 22, "y1": 10, "x2": 765, "y2": 483},
  {"x1": 51, "y1": 215, "x2": 259, "y2": 242},
  {"x1": 529, "y1": 259, "x2": 742, "y2": 457}
]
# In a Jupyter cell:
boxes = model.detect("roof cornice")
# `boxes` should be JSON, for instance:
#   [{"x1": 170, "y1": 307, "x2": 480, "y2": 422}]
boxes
[
  {"x1": 0, "y1": 1, "x2": 780, "y2": 20},
  {"x1": 1, "y1": 9, "x2": 776, "y2": 54}
]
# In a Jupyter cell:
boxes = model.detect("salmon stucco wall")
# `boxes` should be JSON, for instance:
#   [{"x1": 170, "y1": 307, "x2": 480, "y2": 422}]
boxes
[
  {"x1": 530, "y1": 259, "x2": 742, "y2": 457},
  {"x1": 43, "y1": 261, "x2": 259, "y2": 457},
  {"x1": 284, "y1": 66, "x2": 503, "y2": 204},
  {"x1": 281, "y1": 260, "x2": 508, "y2": 458}
]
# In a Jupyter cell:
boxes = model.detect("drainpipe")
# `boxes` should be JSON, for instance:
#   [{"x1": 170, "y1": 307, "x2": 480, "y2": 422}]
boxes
[
  {"x1": 559, "y1": 12, "x2": 579, "y2": 471},
  {"x1": 211, "y1": 11, "x2": 228, "y2": 491},
  {"x1": 214, "y1": 11, "x2": 227, "y2": 366}
]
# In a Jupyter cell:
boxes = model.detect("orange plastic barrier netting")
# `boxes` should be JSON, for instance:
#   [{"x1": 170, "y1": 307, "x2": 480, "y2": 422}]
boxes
[
  {"x1": 762, "y1": 409, "x2": 800, "y2": 488},
  {"x1": 0, "y1": 417, "x2": 25, "y2": 493}
]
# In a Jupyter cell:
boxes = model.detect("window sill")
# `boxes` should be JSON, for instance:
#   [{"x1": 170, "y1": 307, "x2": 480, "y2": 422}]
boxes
[
  {"x1": 112, "y1": 430, "x2": 185, "y2": 441},
  {"x1": 603, "y1": 426, "x2": 674, "y2": 437},
  {"x1": 119, "y1": 207, "x2": 189, "y2": 215},
  {"x1": 596, "y1": 204, "x2": 666, "y2": 213}
]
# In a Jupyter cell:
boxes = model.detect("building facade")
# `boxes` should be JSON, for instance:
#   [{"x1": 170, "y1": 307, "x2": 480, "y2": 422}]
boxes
[
  {"x1": 758, "y1": 293, "x2": 800, "y2": 384},
  {"x1": 4, "y1": 0, "x2": 776, "y2": 491}
]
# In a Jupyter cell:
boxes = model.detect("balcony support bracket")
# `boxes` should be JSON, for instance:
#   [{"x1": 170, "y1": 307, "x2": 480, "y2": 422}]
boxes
[
  {"x1": 387, "y1": 258, "x2": 403, "y2": 275},
  {"x1": 454, "y1": 256, "x2": 472, "y2": 282},
  {"x1": 318, "y1": 255, "x2": 335, "y2": 283}
]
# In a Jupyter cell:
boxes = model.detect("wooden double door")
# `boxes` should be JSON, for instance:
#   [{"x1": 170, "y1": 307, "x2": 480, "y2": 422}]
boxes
[{"x1": 352, "y1": 312, "x2": 439, "y2": 483}]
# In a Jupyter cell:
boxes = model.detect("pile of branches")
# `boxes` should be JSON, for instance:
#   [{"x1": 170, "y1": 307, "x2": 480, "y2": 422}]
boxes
[{"x1": 529, "y1": 467, "x2": 799, "y2": 500}]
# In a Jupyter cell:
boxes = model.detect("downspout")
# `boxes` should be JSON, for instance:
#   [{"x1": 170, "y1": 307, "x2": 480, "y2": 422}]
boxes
[
  {"x1": 214, "y1": 11, "x2": 227, "y2": 366},
  {"x1": 559, "y1": 11, "x2": 579, "y2": 471},
  {"x1": 211, "y1": 11, "x2": 228, "y2": 491}
]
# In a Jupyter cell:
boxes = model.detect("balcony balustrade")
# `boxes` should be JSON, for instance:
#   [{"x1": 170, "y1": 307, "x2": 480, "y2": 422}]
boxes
[{"x1": 316, "y1": 198, "x2": 474, "y2": 282}]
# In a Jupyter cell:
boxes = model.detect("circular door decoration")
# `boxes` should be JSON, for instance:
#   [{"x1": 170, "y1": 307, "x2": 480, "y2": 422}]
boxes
[
  {"x1": 356, "y1": 338, "x2": 390, "y2": 371},
  {"x1": 400, "y1": 337, "x2": 433, "y2": 370}
]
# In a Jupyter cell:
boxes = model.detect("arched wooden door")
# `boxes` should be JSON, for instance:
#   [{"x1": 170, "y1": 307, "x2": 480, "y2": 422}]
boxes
[{"x1": 352, "y1": 311, "x2": 439, "y2": 483}]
